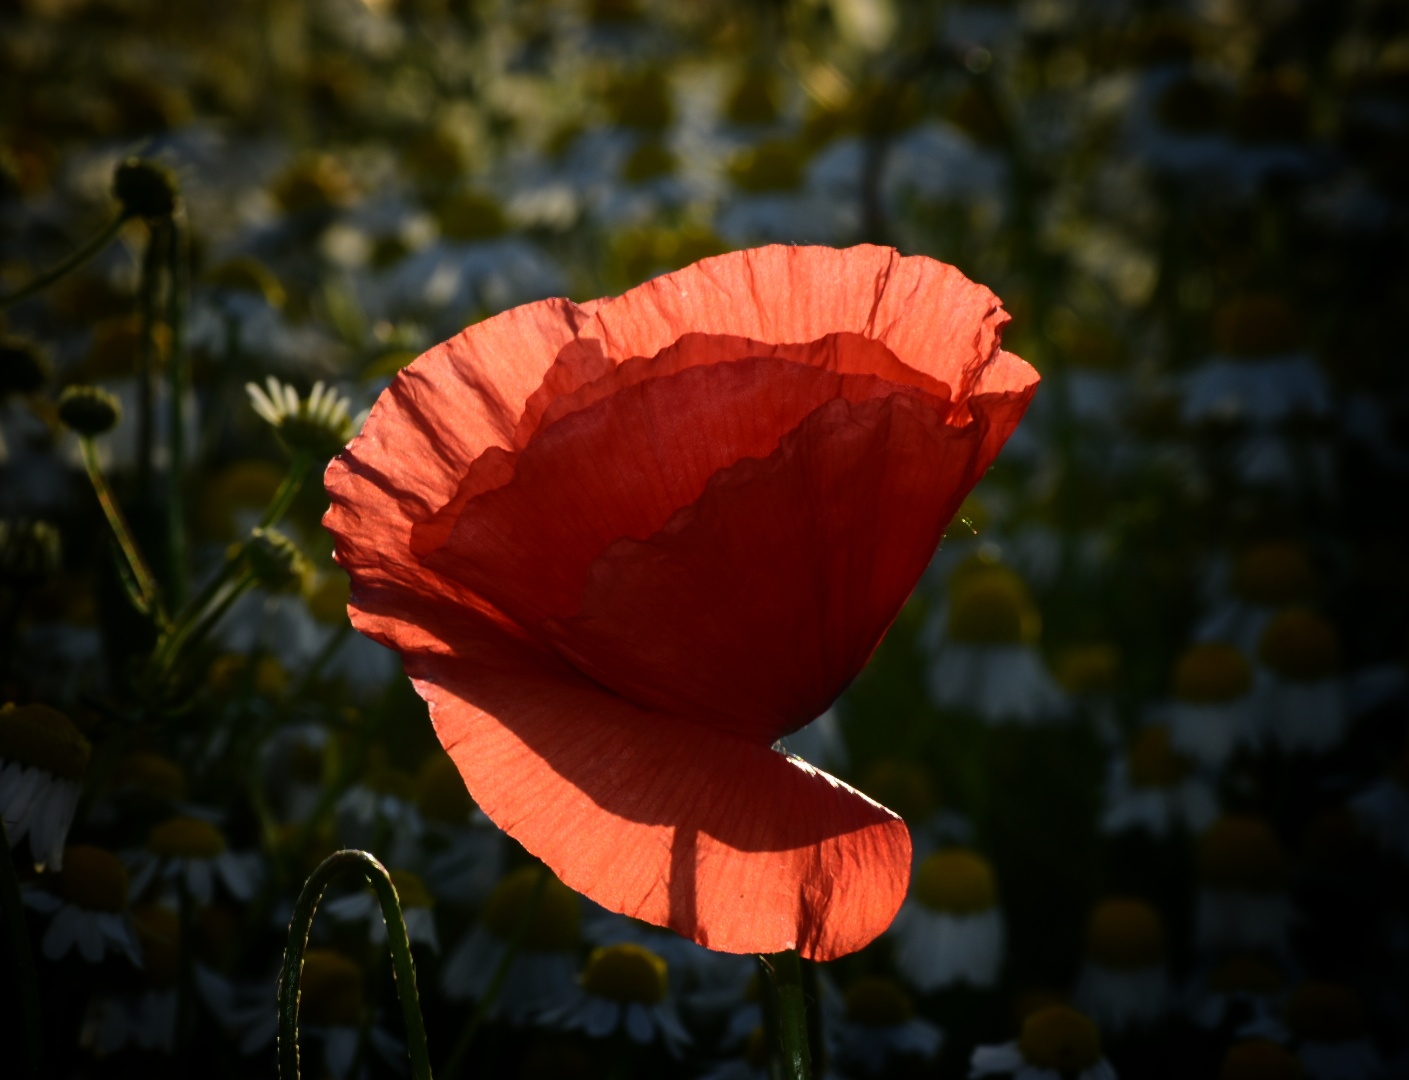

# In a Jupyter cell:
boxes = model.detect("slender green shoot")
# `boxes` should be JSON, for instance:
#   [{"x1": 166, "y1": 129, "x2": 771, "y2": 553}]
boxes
[
  {"x1": 0, "y1": 212, "x2": 129, "y2": 308},
  {"x1": 79, "y1": 436, "x2": 166, "y2": 625}
]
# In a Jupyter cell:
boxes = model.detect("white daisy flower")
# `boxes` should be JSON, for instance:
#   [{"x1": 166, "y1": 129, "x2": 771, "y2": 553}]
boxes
[
  {"x1": 1100, "y1": 726, "x2": 1218, "y2": 837},
  {"x1": 1195, "y1": 817, "x2": 1295, "y2": 955},
  {"x1": 1348, "y1": 750, "x2": 1409, "y2": 862},
  {"x1": 834, "y1": 976, "x2": 943, "y2": 1076},
  {"x1": 1284, "y1": 983, "x2": 1387, "y2": 1080},
  {"x1": 1198, "y1": 543, "x2": 1317, "y2": 652},
  {"x1": 1188, "y1": 954, "x2": 1288, "y2": 1031},
  {"x1": 925, "y1": 565, "x2": 1067, "y2": 725},
  {"x1": 1053, "y1": 644, "x2": 1123, "y2": 747},
  {"x1": 127, "y1": 816, "x2": 262, "y2": 905},
  {"x1": 536, "y1": 942, "x2": 690, "y2": 1056},
  {"x1": 1072, "y1": 898, "x2": 1173, "y2": 1035},
  {"x1": 21, "y1": 844, "x2": 141, "y2": 964},
  {"x1": 335, "y1": 759, "x2": 424, "y2": 868},
  {"x1": 890, "y1": 847, "x2": 1004, "y2": 992},
  {"x1": 1219, "y1": 1040, "x2": 1304, "y2": 1080},
  {"x1": 1, "y1": 702, "x2": 90, "y2": 871},
  {"x1": 414, "y1": 751, "x2": 505, "y2": 908},
  {"x1": 970, "y1": 1005, "x2": 1116, "y2": 1080},
  {"x1": 1252, "y1": 610, "x2": 1348, "y2": 754},
  {"x1": 441, "y1": 867, "x2": 581, "y2": 1023},
  {"x1": 321, "y1": 868, "x2": 438, "y2": 951},
  {"x1": 1163, "y1": 643, "x2": 1256, "y2": 771}
]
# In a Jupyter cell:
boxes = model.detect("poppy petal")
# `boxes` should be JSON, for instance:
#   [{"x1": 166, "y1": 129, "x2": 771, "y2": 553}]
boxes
[
  {"x1": 404, "y1": 604, "x2": 911, "y2": 960},
  {"x1": 545, "y1": 387, "x2": 1034, "y2": 740}
]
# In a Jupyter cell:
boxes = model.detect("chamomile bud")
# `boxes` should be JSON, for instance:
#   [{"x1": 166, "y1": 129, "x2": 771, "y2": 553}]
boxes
[
  {"x1": 243, "y1": 527, "x2": 310, "y2": 594},
  {"x1": 57, "y1": 385, "x2": 122, "y2": 436},
  {"x1": 112, "y1": 157, "x2": 179, "y2": 221}
]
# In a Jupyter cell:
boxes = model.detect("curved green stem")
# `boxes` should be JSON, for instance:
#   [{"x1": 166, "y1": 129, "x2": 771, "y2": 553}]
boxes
[
  {"x1": 439, "y1": 864, "x2": 549, "y2": 1080},
  {"x1": 762, "y1": 950, "x2": 812, "y2": 1080},
  {"x1": 278, "y1": 849, "x2": 432, "y2": 1080},
  {"x1": 80, "y1": 437, "x2": 166, "y2": 626},
  {"x1": 260, "y1": 451, "x2": 312, "y2": 529},
  {"x1": 0, "y1": 212, "x2": 129, "y2": 308},
  {"x1": 0, "y1": 820, "x2": 43, "y2": 1078}
]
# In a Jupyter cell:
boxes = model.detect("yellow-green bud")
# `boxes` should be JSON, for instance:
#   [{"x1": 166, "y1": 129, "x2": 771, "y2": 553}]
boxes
[
  {"x1": 244, "y1": 528, "x2": 309, "y2": 593},
  {"x1": 57, "y1": 385, "x2": 122, "y2": 436}
]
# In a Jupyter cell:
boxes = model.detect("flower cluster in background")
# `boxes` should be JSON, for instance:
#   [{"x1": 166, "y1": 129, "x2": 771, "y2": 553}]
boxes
[{"x1": 1, "y1": 0, "x2": 1407, "y2": 1078}]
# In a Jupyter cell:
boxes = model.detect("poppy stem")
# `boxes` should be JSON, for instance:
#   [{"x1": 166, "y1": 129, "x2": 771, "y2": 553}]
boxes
[
  {"x1": 762, "y1": 949, "x2": 812, "y2": 1080},
  {"x1": 278, "y1": 849, "x2": 433, "y2": 1080},
  {"x1": 0, "y1": 820, "x2": 43, "y2": 1079}
]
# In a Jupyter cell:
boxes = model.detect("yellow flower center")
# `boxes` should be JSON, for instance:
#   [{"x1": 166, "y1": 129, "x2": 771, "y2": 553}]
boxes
[
  {"x1": 1055, "y1": 644, "x2": 1120, "y2": 695},
  {"x1": 1257, "y1": 610, "x2": 1339, "y2": 681},
  {"x1": 859, "y1": 759, "x2": 937, "y2": 824},
  {"x1": 482, "y1": 867, "x2": 581, "y2": 951},
  {"x1": 1232, "y1": 543, "x2": 1314, "y2": 605},
  {"x1": 0, "y1": 703, "x2": 90, "y2": 780},
  {"x1": 147, "y1": 817, "x2": 227, "y2": 860},
  {"x1": 1209, "y1": 954, "x2": 1284, "y2": 995},
  {"x1": 844, "y1": 977, "x2": 914, "y2": 1027},
  {"x1": 1018, "y1": 1006, "x2": 1102, "y2": 1071},
  {"x1": 116, "y1": 750, "x2": 188, "y2": 800},
  {"x1": 299, "y1": 949, "x2": 364, "y2": 1027},
  {"x1": 913, "y1": 848, "x2": 998, "y2": 914},
  {"x1": 415, "y1": 752, "x2": 475, "y2": 826},
  {"x1": 581, "y1": 943, "x2": 668, "y2": 1005},
  {"x1": 1085, "y1": 898, "x2": 1165, "y2": 970},
  {"x1": 390, "y1": 869, "x2": 433, "y2": 910},
  {"x1": 1220, "y1": 1040, "x2": 1302, "y2": 1080},
  {"x1": 57, "y1": 845, "x2": 129, "y2": 913},
  {"x1": 132, "y1": 903, "x2": 181, "y2": 987},
  {"x1": 1285, "y1": 982, "x2": 1366, "y2": 1042},
  {"x1": 1126, "y1": 727, "x2": 1190, "y2": 788},
  {"x1": 1212, "y1": 295, "x2": 1304, "y2": 358},
  {"x1": 1200, "y1": 817, "x2": 1286, "y2": 891},
  {"x1": 948, "y1": 572, "x2": 1039, "y2": 646},
  {"x1": 1173, "y1": 643, "x2": 1252, "y2": 704}
]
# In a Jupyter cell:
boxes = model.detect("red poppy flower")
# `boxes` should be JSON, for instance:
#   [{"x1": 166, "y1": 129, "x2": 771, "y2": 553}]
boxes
[{"x1": 324, "y1": 244, "x2": 1037, "y2": 960}]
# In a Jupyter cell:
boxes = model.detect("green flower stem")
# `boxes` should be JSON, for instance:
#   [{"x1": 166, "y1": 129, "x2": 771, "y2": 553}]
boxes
[
  {"x1": 762, "y1": 950, "x2": 812, "y2": 1080},
  {"x1": 260, "y1": 450, "x2": 313, "y2": 529},
  {"x1": 165, "y1": 219, "x2": 189, "y2": 609},
  {"x1": 0, "y1": 820, "x2": 43, "y2": 1079},
  {"x1": 147, "y1": 567, "x2": 256, "y2": 684},
  {"x1": 439, "y1": 864, "x2": 550, "y2": 1080},
  {"x1": 0, "y1": 212, "x2": 129, "y2": 308},
  {"x1": 136, "y1": 223, "x2": 165, "y2": 500},
  {"x1": 79, "y1": 436, "x2": 166, "y2": 626},
  {"x1": 278, "y1": 849, "x2": 432, "y2": 1080}
]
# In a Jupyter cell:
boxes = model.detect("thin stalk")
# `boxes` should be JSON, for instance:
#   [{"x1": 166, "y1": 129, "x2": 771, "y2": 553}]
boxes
[
  {"x1": 165, "y1": 219, "x2": 189, "y2": 609},
  {"x1": 0, "y1": 820, "x2": 43, "y2": 1079},
  {"x1": 0, "y1": 212, "x2": 129, "y2": 308},
  {"x1": 439, "y1": 865, "x2": 550, "y2": 1080},
  {"x1": 762, "y1": 950, "x2": 812, "y2": 1080},
  {"x1": 136, "y1": 223, "x2": 166, "y2": 501},
  {"x1": 260, "y1": 451, "x2": 313, "y2": 529},
  {"x1": 80, "y1": 436, "x2": 166, "y2": 625},
  {"x1": 278, "y1": 849, "x2": 432, "y2": 1080},
  {"x1": 147, "y1": 568, "x2": 256, "y2": 684}
]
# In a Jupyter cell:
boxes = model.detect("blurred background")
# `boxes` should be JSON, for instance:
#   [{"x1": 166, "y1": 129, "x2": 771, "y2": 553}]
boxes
[{"x1": 1, "y1": 0, "x2": 1408, "y2": 1078}]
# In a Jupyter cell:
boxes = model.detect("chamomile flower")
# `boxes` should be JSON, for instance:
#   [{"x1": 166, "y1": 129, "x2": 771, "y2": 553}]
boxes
[
  {"x1": 127, "y1": 816, "x2": 262, "y2": 905},
  {"x1": 834, "y1": 976, "x2": 944, "y2": 1076},
  {"x1": 890, "y1": 847, "x2": 1005, "y2": 991},
  {"x1": 1283, "y1": 983, "x2": 1386, "y2": 1080},
  {"x1": 1220, "y1": 1040, "x2": 1304, "y2": 1080},
  {"x1": 414, "y1": 751, "x2": 505, "y2": 908},
  {"x1": 22, "y1": 844, "x2": 141, "y2": 964},
  {"x1": 1, "y1": 702, "x2": 90, "y2": 871},
  {"x1": 1348, "y1": 748, "x2": 1409, "y2": 862},
  {"x1": 925, "y1": 565, "x2": 1067, "y2": 725},
  {"x1": 268, "y1": 948, "x2": 404, "y2": 1080},
  {"x1": 970, "y1": 1005, "x2": 1116, "y2": 1080},
  {"x1": 1163, "y1": 643, "x2": 1255, "y2": 770},
  {"x1": 1100, "y1": 726, "x2": 1219, "y2": 837},
  {"x1": 245, "y1": 375, "x2": 358, "y2": 459},
  {"x1": 81, "y1": 903, "x2": 183, "y2": 1056},
  {"x1": 1196, "y1": 817, "x2": 1295, "y2": 955},
  {"x1": 322, "y1": 868, "x2": 439, "y2": 951},
  {"x1": 1072, "y1": 898, "x2": 1173, "y2": 1035},
  {"x1": 1199, "y1": 543, "x2": 1317, "y2": 651},
  {"x1": 441, "y1": 866, "x2": 581, "y2": 1023},
  {"x1": 536, "y1": 943, "x2": 690, "y2": 1056},
  {"x1": 336, "y1": 757, "x2": 423, "y2": 867},
  {"x1": 1188, "y1": 953, "x2": 1287, "y2": 1031},
  {"x1": 1253, "y1": 610, "x2": 1348, "y2": 754}
]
